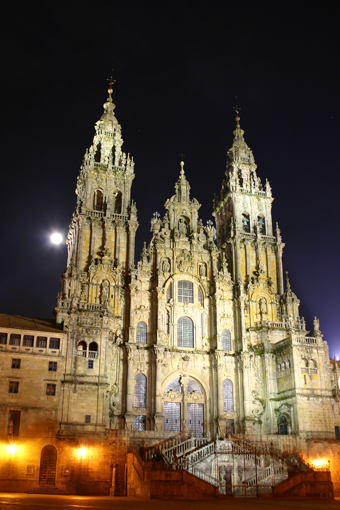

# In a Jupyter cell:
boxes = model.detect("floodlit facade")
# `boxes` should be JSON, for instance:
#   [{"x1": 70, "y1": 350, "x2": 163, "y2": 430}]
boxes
[{"x1": 1, "y1": 85, "x2": 340, "y2": 495}]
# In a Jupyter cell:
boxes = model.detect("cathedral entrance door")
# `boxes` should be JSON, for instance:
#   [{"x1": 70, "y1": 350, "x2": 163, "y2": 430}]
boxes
[
  {"x1": 187, "y1": 403, "x2": 203, "y2": 438},
  {"x1": 164, "y1": 402, "x2": 181, "y2": 432},
  {"x1": 39, "y1": 445, "x2": 57, "y2": 485}
]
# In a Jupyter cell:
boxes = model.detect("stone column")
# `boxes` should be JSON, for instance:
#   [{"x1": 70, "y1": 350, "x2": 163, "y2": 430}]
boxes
[
  {"x1": 125, "y1": 344, "x2": 136, "y2": 430},
  {"x1": 154, "y1": 347, "x2": 164, "y2": 431},
  {"x1": 276, "y1": 244, "x2": 285, "y2": 295}
]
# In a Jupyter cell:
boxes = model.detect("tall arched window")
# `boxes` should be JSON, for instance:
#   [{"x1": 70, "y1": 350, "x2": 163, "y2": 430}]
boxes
[
  {"x1": 257, "y1": 216, "x2": 266, "y2": 234},
  {"x1": 134, "y1": 374, "x2": 146, "y2": 408},
  {"x1": 279, "y1": 415, "x2": 288, "y2": 435},
  {"x1": 177, "y1": 317, "x2": 194, "y2": 348},
  {"x1": 178, "y1": 280, "x2": 194, "y2": 303},
  {"x1": 93, "y1": 190, "x2": 103, "y2": 211},
  {"x1": 114, "y1": 191, "x2": 122, "y2": 214},
  {"x1": 221, "y1": 329, "x2": 231, "y2": 350},
  {"x1": 136, "y1": 322, "x2": 147, "y2": 344},
  {"x1": 223, "y1": 379, "x2": 234, "y2": 412},
  {"x1": 242, "y1": 213, "x2": 250, "y2": 233},
  {"x1": 94, "y1": 143, "x2": 101, "y2": 163}
]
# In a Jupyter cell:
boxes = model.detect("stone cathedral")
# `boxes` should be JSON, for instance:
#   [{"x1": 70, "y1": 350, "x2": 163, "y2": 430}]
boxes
[
  {"x1": 52, "y1": 84, "x2": 339, "y2": 440},
  {"x1": 1, "y1": 83, "x2": 340, "y2": 496}
]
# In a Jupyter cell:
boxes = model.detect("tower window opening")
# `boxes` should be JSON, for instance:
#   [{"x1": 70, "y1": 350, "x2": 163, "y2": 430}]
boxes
[
  {"x1": 177, "y1": 316, "x2": 194, "y2": 348},
  {"x1": 114, "y1": 191, "x2": 122, "y2": 214},
  {"x1": 94, "y1": 142, "x2": 101, "y2": 163},
  {"x1": 134, "y1": 373, "x2": 147, "y2": 408},
  {"x1": 257, "y1": 216, "x2": 266, "y2": 234},
  {"x1": 242, "y1": 214, "x2": 250, "y2": 233},
  {"x1": 238, "y1": 169, "x2": 243, "y2": 188},
  {"x1": 178, "y1": 280, "x2": 194, "y2": 303},
  {"x1": 221, "y1": 329, "x2": 231, "y2": 350},
  {"x1": 136, "y1": 322, "x2": 147, "y2": 344},
  {"x1": 223, "y1": 379, "x2": 233, "y2": 411},
  {"x1": 89, "y1": 342, "x2": 98, "y2": 358},
  {"x1": 94, "y1": 189, "x2": 103, "y2": 211}
]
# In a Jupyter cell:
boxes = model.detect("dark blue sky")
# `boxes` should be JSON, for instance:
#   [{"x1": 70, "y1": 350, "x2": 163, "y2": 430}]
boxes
[{"x1": 1, "y1": 1, "x2": 339, "y2": 356}]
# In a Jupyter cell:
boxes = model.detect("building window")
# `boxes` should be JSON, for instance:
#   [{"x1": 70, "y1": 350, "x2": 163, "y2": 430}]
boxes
[
  {"x1": 304, "y1": 375, "x2": 307, "y2": 385},
  {"x1": 223, "y1": 379, "x2": 233, "y2": 411},
  {"x1": 198, "y1": 288, "x2": 203, "y2": 306},
  {"x1": 85, "y1": 415, "x2": 91, "y2": 424},
  {"x1": 36, "y1": 337, "x2": 47, "y2": 348},
  {"x1": 23, "y1": 335, "x2": 34, "y2": 347},
  {"x1": 165, "y1": 378, "x2": 182, "y2": 393},
  {"x1": 133, "y1": 415, "x2": 146, "y2": 431},
  {"x1": 0, "y1": 333, "x2": 8, "y2": 345},
  {"x1": 136, "y1": 322, "x2": 147, "y2": 344},
  {"x1": 335, "y1": 426, "x2": 340, "y2": 440},
  {"x1": 279, "y1": 415, "x2": 288, "y2": 435},
  {"x1": 114, "y1": 191, "x2": 122, "y2": 214},
  {"x1": 46, "y1": 384, "x2": 56, "y2": 396},
  {"x1": 9, "y1": 334, "x2": 21, "y2": 346},
  {"x1": 8, "y1": 381, "x2": 19, "y2": 394},
  {"x1": 8, "y1": 410, "x2": 21, "y2": 436},
  {"x1": 11, "y1": 359, "x2": 21, "y2": 369},
  {"x1": 88, "y1": 360, "x2": 94, "y2": 369},
  {"x1": 242, "y1": 213, "x2": 250, "y2": 233},
  {"x1": 48, "y1": 361, "x2": 57, "y2": 372},
  {"x1": 134, "y1": 374, "x2": 147, "y2": 408},
  {"x1": 257, "y1": 216, "x2": 266, "y2": 234},
  {"x1": 178, "y1": 280, "x2": 194, "y2": 303},
  {"x1": 221, "y1": 329, "x2": 231, "y2": 350},
  {"x1": 94, "y1": 189, "x2": 103, "y2": 210},
  {"x1": 94, "y1": 143, "x2": 101, "y2": 163},
  {"x1": 49, "y1": 338, "x2": 60, "y2": 349},
  {"x1": 88, "y1": 342, "x2": 98, "y2": 358},
  {"x1": 177, "y1": 316, "x2": 194, "y2": 348}
]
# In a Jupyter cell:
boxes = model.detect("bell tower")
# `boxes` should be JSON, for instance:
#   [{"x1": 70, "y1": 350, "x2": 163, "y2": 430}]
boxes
[{"x1": 213, "y1": 112, "x2": 285, "y2": 339}]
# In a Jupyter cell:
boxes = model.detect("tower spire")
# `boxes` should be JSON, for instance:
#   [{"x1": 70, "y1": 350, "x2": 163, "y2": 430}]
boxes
[{"x1": 107, "y1": 74, "x2": 116, "y2": 103}]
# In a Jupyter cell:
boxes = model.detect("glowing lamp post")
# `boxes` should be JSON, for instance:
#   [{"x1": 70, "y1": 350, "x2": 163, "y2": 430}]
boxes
[
  {"x1": 7, "y1": 444, "x2": 16, "y2": 455},
  {"x1": 77, "y1": 447, "x2": 87, "y2": 458}
]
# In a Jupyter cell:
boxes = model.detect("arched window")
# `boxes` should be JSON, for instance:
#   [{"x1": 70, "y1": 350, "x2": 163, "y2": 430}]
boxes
[
  {"x1": 242, "y1": 213, "x2": 250, "y2": 233},
  {"x1": 282, "y1": 362, "x2": 286, "y2": 371},
  {"x1": 165, "y1": 377, "x2": 182, "y2": 393},
  {"x1": 136, "y1": 322, "x2": 147, "y2": 344},
  {"x1": 178, "y1": 280, "x2": 194, "y2": 303},
  {"x1": 287, "y1": 360, "x2": 291, "y2": 369},
  {"x1": 312, "y1": 359, "x2": 317, "y2": 369},
  {"x1": 304, "y1": 359, "x2": 309, "y2": 368},
  {"x1": 257, "y1": 216, "x2": 266, "y2": 234},
  {"x1": 114, "y1": 191, "x2": 122, "y2": 214},
  {"x1": 94, "y1": 143, "x2": 101, "y2": 163},
  {"x1": 279, "y1": 415, "x2": 288, "y2": 435},
  {"x1": 77, "y1": 341, "x2": 87, "y2": 358},
  {"x1": 93, "y1": 189, "x2": 103, "y2": 211},
  {"x1": 177, "y1": 317, "x2": 194, "y2": 348},
  {"x1": 89, "y1": 342, "x2": 98, "y2": 359},
  {"x1": 221, "y1": 329, "x2": 231, "y2": 350},
  {"x1": 223, "y1": 379, "x2": 234, "y2": 411},
  {"x1": 238, "y1": 169, "x2": 243, "y2": 188},
  {"x1": 198, "y1": 288, "x2": 203, "y2": 306},
  {"x1": 186, "y1": 379, "x2": 202, "y2": 394},
  {"x1": 134, "y1": 374, "x2": 146, "y2": 408}
]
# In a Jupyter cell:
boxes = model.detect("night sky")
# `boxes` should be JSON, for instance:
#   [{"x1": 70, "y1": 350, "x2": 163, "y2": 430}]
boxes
[{"x1": 1, "y1": 2, "x2": 339, "y2": 357}]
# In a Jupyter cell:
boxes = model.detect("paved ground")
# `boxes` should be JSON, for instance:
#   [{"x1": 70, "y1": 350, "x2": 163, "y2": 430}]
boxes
[{"x1": 0, "y1": 494, "x2": 339, "y2": 510}]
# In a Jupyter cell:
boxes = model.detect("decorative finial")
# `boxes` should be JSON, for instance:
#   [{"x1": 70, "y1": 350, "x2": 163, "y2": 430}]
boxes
[
  {"x1": 233, "y1": 97, "x2": 241, "y2": 127},
  {"x1": 285, "y1": 271, "x2": 291, "y2": 291},
  {"x1": 179, "y1": 154, "x2": 185, "y2": 175},
  {"x1": 107, "y1": 72, "x2": 116, "y2": 102}
]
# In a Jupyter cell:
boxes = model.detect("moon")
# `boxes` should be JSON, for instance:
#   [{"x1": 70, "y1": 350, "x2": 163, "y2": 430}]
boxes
[{"x1": 50, "y1": 232, "x2": 63, "y2": 245}]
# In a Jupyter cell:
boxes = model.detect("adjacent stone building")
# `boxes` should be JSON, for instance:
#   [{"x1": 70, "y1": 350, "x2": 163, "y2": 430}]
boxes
[{"x1": 0, "y1": 84, "x2": 339, "y2": 494}]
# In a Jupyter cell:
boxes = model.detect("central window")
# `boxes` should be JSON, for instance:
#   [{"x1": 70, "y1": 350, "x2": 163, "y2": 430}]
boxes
[
  {"x1": 178, "y1": 280, "x2": 194, "y2": 303},
  {"x1": 177, "y1": 317, "x2": 194, "y2": 348}
]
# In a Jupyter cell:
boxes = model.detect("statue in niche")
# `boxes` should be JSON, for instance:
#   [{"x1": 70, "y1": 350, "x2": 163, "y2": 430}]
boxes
[
  {"x1": 100, "y1": 280, "x2": 109, "y2": 305},
  {"x1": 259, "y1": 297, "x2": 267, "y2": 315},
  {"x1": 199, "y1": 264, "x2": 206, "y2": 276},
  {"x1": 179, "y1": 218, "x2": 188, "y2": 235},
  {"x1": 162, "y1": 259, "x2": 170, "y2": 273}
]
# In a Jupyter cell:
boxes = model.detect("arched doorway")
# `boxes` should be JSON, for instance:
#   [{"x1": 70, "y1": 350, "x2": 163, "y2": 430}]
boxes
[
  {"x1": 279, "y1": 415, "x2": 288, "y2": 435},
  {"x1": 39, "y1": 445, "x2": 57, "y2": 485}
]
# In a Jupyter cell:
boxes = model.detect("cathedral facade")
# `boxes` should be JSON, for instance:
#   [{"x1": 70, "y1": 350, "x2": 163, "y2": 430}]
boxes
[
  {"x1": 52, "y1": 84, "x2": 339, "y2": 441},
  {"x1": 1, "y1": 84, "x2": 340, "y2": 494}
]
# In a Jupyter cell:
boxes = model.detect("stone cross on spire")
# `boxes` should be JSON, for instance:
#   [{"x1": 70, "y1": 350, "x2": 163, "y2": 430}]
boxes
[{"x1": 107, "y1": 74, "x2": 116, "y2": 102}]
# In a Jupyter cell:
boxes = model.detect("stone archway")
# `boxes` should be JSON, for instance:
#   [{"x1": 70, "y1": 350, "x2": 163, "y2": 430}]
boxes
[{"x1": 39, "y1": 444, "x2": 57, "y2": 485}]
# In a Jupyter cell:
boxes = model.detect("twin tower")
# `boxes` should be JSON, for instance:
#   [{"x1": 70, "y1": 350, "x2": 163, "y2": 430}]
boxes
[{"x1": 54, "y1": 85, "x2": 335, "y2": 442}]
